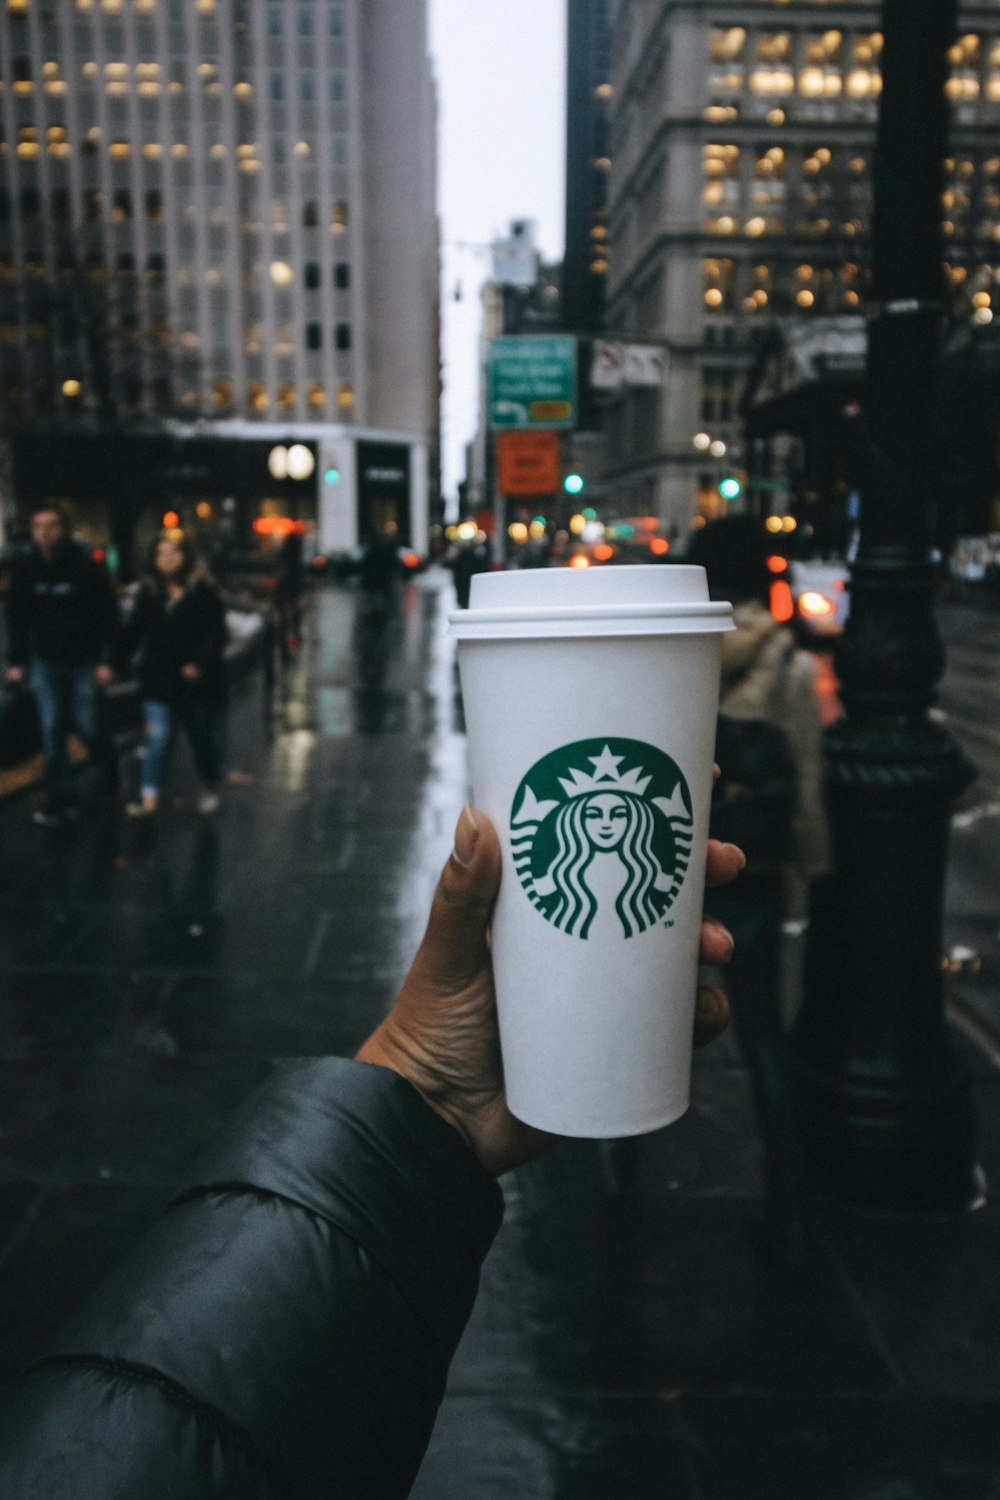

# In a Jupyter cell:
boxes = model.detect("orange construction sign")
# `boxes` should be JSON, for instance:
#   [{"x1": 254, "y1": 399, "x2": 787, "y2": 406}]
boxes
[{"x1": 496, "y1": 430, "x2": 560, "y2": 496}]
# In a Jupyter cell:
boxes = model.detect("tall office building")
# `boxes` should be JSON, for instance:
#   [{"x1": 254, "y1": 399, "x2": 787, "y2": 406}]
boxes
[
  {"x1": 563, "y1": 0, "x2": 611, "y2": 337},
  {"x1": 602, "y1": 0, "x2": 1000, "y2": 535},
  {"x1": 0, "y1": 0, "x2": 439, "y2": 553}
]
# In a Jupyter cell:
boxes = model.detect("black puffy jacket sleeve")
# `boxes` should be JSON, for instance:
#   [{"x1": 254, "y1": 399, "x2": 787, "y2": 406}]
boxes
[{"x1": 0, "y1": 1059, "x2": 505, "y2": 1499}]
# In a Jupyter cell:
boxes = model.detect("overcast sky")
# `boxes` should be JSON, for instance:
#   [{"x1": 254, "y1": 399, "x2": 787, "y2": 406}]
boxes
[{"x1": 428, "y1": 0, "x2": 567, "y2": 508}]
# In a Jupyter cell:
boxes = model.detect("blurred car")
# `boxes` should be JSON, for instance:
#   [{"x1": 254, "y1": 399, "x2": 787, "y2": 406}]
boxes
[
  {"x1": 769, "y1": 555, "x2": 850, "y2": 641},
  {"x1": 553, "y1": 516, "x2": 674, "y2": 569}
]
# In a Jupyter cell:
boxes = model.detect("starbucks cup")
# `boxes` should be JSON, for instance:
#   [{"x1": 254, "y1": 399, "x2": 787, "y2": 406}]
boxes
[{"x1": 449, "y1": 565, "x2": 734, "y2": 1138}]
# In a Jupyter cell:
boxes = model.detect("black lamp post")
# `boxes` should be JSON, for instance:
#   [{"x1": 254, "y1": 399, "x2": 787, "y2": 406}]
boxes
[{"x1": 787, "y1": 0, "x2": 979, "y2": 1211}]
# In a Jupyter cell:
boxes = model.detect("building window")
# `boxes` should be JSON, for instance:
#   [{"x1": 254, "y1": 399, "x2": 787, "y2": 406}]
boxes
[
  {"x1": 331, "y1": 200, "x2": 348, "y2": 233},
  {"x1": 329, "y1": 3, "x2": 344, "y2": 38},
  {"x1": 145, "y1": 189, "x2": 163, "y2": 221},
  {"x1": 303, "y1": 200, "x2": 319, "y2": 228},
  {"x1": 305, "y1": 262, "x2": 321, "y2": 289},
  {"x1": 113, "y1": 189, "x2": 132, "y2": 221},
  {"x1": 299, "y1": 72, "x2": 315, "y2": 105},
  {"x1": 329, "y1": 71, "x2": 345, "y2": 104},
  {"x1": 269, "y1": 72, "x2": 284, "y2": 103},
  {"x1": 333, "y1": 134, "x2": 348, "y2": 167},
  {"x1": 306, "y1": 322, "x2": 322, "y2": 350},
  {"x1": 278, "y1": 381, "x2": 296, "y2": 411},
  {"x1": 299, "y1": 6, "x2": 314, "y2": 38},
  {"x1": 308, "y1": 381, "x2": 325, "y2": 409},
  {"x1": 703, "y1": 258, "x2": 736, "y2": 313},
  {"x1": 335, "y1": 323, "x2": 352, "y2": 351},
  {"x1": 248, "y1": 380, "x2": 267, "y2": 411},
  {"x1": 334, "y1": 261, "x2": 350, "y2": 290},
  {"x1": 267, "y1": 3, "x2": 282, "y2": 36}
]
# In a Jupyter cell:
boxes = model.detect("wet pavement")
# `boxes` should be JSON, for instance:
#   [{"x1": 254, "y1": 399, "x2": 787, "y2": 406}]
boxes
[{"x1": 1, "y1": 571, "x2": 999, "y2": 1499}]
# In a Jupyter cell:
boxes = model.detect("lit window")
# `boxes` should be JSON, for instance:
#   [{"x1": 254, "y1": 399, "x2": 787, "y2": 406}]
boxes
[
  {"x1": 308, "y1": 382, "x2": 326, "y2": 410},
  {"x1": 331, "y1": 200, "x2": 348, "y2": 233},
  {"x1": 270, "y1": 261, "x2": 294, "y2": 287},
  {"x1": 278, "y1": 382, "x2": 296, "y2": 411},
  {"x1": 336, "y1": 381, "x2": 354, "y2": 409}
]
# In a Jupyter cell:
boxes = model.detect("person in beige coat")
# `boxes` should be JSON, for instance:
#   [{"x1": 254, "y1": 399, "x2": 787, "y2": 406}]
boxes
[{"x1": 688, "y1": 515, "x2": 830, "y2": 1268}]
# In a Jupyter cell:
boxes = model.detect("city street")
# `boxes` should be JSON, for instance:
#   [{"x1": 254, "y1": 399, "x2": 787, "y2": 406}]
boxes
[{"x1": 0, "y1": 570, "x2": 998, "y2": 1498}]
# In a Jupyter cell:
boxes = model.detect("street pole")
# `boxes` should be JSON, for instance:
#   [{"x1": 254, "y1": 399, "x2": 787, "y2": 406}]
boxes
[{"x1": 787, "y1": 0, "x2": 979, "y2": 1211}]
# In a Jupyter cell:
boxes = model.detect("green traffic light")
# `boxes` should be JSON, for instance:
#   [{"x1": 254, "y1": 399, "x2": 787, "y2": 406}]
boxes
[
  {"x1": 324, "y1": 467, "x2": 341, "y2": 485},
  {"x1": 563, "y1": 473, "x2": 584, "y2": 495},
  {"x1": 719, "y1": 476, "x2": 742, "y2": 500}
]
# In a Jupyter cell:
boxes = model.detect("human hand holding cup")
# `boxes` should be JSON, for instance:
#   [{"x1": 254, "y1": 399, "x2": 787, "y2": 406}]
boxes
[{"x1": 357, "y1": 803, "x2": 742, "y2": 1175}]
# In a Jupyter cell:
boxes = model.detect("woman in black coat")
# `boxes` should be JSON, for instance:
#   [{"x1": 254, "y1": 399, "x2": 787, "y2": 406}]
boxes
[{"x1": 121, "y1": 532, "x2": 228, "y2": 817}]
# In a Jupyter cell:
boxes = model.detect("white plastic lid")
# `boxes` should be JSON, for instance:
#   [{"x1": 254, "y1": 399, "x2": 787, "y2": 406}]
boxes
[{"x1": 449, "y1": 565, "x2": 733, "y2": 640}]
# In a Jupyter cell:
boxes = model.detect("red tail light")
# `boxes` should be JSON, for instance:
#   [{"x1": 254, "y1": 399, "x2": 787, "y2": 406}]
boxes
[{"x1": 770, "y1": 578, "x2": 794, "y2": 622}]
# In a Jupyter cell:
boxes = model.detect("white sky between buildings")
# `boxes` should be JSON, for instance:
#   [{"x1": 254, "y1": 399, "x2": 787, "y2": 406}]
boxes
[{"x1": 428, "y1": 0, "x2": 567, "y2": 511}]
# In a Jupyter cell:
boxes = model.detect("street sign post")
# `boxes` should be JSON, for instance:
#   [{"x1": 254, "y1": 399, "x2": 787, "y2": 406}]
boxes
[{"x1": 487, "y1": 336, "x2": 577, "y2": 430}]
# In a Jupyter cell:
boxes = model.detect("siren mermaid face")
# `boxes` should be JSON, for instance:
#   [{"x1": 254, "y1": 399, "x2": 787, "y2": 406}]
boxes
[{"x1": 582, "y1": 792, "x2": 629, "y2": 850}]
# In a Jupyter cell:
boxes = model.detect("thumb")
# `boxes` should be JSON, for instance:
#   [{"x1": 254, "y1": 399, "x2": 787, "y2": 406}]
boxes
[{"x1": 410, "y1": 806, "x2": 501, "y2": 990}]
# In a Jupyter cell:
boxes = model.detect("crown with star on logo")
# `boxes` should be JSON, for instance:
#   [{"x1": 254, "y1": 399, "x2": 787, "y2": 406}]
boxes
[{"x1": 558, "y1": 744, "x2": 652, "y2": 799}]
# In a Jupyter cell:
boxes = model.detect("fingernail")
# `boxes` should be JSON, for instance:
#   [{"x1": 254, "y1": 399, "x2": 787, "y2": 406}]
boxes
[
  {"x1": 727, "y1": 843, "x2": 747, "y2": 871},
  {"x1": 453, "y1": 804, "x2": 480, "y2": 866},
  {"x1": 707, "y1": 919, "x2": 735, "y2": 957}
]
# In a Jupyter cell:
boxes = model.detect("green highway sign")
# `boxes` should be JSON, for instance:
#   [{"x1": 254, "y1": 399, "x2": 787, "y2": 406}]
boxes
[{"x1": 487, "y1": 336, "x2": 577, "y2": 430}]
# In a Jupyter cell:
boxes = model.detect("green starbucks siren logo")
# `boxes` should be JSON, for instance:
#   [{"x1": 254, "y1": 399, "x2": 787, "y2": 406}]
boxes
[{"x1": 510, "y1": 737, "x2": 694, "y2": 940}]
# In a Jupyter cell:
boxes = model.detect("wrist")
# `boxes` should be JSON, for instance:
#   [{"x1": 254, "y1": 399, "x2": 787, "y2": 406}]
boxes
[{"x1": 356, "y1": 1025, "x2": 480, "y2": 1159}]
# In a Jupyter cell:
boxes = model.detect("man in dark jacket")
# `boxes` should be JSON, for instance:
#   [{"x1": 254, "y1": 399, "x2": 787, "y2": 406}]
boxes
[
  {"x1": 0, "y1": 807, "x2": 742, "y2": 1498},
  {"x1": 3, "y1": 502, "x2": 121, "y2": 826}
]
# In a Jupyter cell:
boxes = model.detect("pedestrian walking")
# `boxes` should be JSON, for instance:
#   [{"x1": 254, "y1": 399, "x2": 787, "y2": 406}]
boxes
[
  {"x1": 3, "y1": 501, "x2": 121, "y2": 828},
  {"x1": 449, "y1": 536, "x2": 491, "y2": 608},
  {"x1": 687, "y1": 515, "x2": 830, "y2": 1267},
  {"x1": 119, "y1": 531, "x2": 228, "y2": 818}
]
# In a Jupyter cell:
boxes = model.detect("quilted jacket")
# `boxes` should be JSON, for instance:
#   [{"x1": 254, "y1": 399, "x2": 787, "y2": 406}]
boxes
[{"x1": 0, "y1": 1059, "x2": 504, "y2": 1498}]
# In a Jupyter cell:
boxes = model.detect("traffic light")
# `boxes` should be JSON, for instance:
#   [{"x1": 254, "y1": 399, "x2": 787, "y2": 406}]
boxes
[
  {"x1": 719, "y1": 475, "x2": 742, "y2": 501},
  {"x1": 563, "y1": 472, "x2": 584, "y2": 495},
  {"x1": 324, "y1": 466, "x2": 341, "y2": 485}
]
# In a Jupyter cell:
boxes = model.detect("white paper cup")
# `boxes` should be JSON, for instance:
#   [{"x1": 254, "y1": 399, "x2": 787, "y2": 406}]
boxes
[{"x1": 449, "y1": 565, "x2": 733, "y2": 1138}]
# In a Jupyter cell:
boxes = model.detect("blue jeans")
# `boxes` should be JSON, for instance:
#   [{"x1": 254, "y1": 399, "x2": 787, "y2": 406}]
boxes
[
  {"x1": 141, "y1": 700, "x2": 223, "y2": 799},
  {"x1": 29, "y1": 658, "x2": 113, "y2": 805}
]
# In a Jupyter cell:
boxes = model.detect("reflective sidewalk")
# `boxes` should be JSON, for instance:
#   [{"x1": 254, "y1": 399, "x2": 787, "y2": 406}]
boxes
[{"x1": 1, "y1": 572, "x2": 998, "y2": 1499}]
